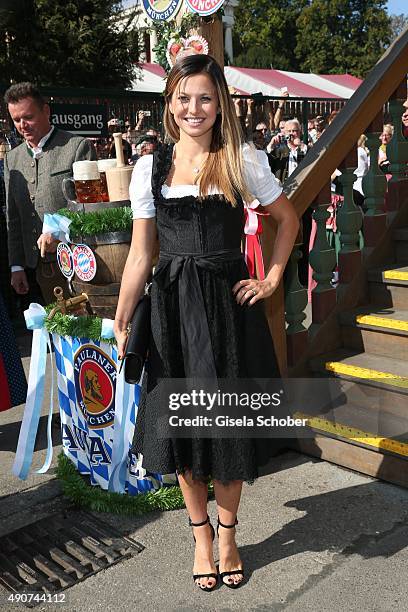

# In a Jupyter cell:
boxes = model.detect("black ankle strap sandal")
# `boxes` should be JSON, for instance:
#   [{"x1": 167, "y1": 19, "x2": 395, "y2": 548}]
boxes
[
  {"x1": 217, "y1": 517, "x2": 238, "y2": 533},
  {"x1": 189, "y1": 514, "x2": 215, "y2": 542},
  {"x1": 189, "y1": 515, "x2": 217, "y2": 592},
  {"x1": 217, "y1": 517, "x2": 244, "y2": 589}
]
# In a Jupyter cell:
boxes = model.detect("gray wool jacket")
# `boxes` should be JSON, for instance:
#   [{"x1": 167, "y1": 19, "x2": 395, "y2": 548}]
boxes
[{"x1": 4, "y1": 128, "x2": 96, "y2": 268}]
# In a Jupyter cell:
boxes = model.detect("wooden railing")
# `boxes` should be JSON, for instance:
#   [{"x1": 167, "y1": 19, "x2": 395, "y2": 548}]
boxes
[{"x1": 262, "y1": 27, "x2": 408, "y2": 376}]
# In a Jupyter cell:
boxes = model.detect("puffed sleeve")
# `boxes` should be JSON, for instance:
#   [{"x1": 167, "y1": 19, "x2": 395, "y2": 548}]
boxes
[
  {"x1": 129, "y1": 155, "x2": 156, "y2": 219},
  {"x1": 243, "y1": 144, "x2": 283, "y2": 206}
]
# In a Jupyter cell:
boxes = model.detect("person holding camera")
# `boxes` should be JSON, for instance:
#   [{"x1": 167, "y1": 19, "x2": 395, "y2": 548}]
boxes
[
  {"x1": 130, "y1": 134, "x2": 159, "y2": 164},
  {"x1": 267, "y1": 119, "x2": 310, "y2": 285},
  {"x1": 267, "y1": 119, "x2": 309, "y2": 184}
]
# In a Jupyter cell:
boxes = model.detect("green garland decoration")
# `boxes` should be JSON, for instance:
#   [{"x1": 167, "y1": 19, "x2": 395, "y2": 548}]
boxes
[
  {"x1": 150, "y1": 12, "x2": 201, "y2": 73},
  {"x1": 58, "y1": 207, "x2": 132, "y2": 238},
  {"x1": 44, "y1": 309, "x2": 113, "y2": 342},
  {"x1": 57, "y1": 453, "x2": 214, "y2": 515}
]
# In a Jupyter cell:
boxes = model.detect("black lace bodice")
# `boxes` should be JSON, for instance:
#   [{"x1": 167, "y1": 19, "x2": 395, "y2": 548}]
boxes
[{"x1": 151, "y1": 144, "x2": 245, "y2": 255}]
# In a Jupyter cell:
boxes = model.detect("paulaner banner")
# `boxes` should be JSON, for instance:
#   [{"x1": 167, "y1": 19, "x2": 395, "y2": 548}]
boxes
[
  {"x1": 50, "y1": 103, "x2": 108, "y2": 137},
  {"x1": 12, "y1": 303, "x2": 176, "y2": 494},
  {"x1": 52, "y1": 334, "x2": 176, "y2": 493}
]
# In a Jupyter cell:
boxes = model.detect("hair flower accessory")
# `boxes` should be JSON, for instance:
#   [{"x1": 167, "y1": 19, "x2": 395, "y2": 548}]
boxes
[{"x1": 166, "y1": 35, "x2": 209, "y2": 68}]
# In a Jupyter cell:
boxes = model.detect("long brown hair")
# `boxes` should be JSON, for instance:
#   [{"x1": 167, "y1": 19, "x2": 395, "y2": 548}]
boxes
[{"x1": 164, "y1": 54, "x2": 253, "y2": 206}]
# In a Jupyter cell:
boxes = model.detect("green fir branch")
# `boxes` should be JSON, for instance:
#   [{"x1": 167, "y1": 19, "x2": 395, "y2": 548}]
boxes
[
  {"x1": 58, "y1": 207, "x2": 132, "y2": 239},
  {"x1": 44, "y1": 310, "x2": 113, "y2": 342}
]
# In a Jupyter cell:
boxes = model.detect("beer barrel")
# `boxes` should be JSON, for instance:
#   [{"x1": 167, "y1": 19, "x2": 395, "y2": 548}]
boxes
[
  {"x1": 67, "y1": 199, "x2": 130, "y2": 213},
  {"x1": 71, "y1": 280, "x2": 121, "y2": 320},
  {"x1": 66, "y1": 198, "x2": 132, "y2": 319},
  {"x1": 71, "y1": 231, "x2": 131, "y2": 319}
]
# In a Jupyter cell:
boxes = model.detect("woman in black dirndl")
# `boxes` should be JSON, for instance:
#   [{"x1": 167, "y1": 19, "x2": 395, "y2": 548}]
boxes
[{"x1": 114, "y1": 54, "x2": 299, "y2": 591}]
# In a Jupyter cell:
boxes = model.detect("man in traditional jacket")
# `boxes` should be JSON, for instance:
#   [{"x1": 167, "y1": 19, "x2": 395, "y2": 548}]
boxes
[{"x1": 4, "y1": 82, "x2": 96, "y2": 304}]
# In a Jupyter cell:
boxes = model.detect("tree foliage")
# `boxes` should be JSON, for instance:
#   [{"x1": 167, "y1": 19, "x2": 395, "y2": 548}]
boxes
[
  {"x1": 0, "y1": 0, "x2": 141, "y2": 88},
  {"x1": 234, "y1": 0, "x2": 392, "y2": 77},
  {"x1": 389, "y1": 13, "x2": 408, "y2": 42},
  {"x1": 234, "y1": 0, "x2": 308, "y2": 71},
  {"x1": 295, "y1": 0, "x2": 392, "y2": 76}
]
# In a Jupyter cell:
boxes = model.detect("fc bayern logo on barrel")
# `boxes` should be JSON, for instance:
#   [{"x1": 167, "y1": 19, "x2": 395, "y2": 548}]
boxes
[
  {"x1": 141, "y1": 0, "x2": 184, "y2": 21},
  {"x1": 184, "y1": 0, "x2": 225, "y2": 16},
  {"x1": 74, "y1": 344, "x2": 116, "y2": 430},
  {"x1": 72, "y1": 244, "x2": 97, "y2": 282}
]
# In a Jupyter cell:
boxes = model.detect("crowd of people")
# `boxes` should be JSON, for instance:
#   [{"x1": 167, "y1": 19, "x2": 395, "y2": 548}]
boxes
[
  {"x1": 231, "y1": 94, "x2": 408, "y2": 292},
  {"x1": 87, "y1": 111, "x2": 162, "y2": 165},
  {"x1": 1, "y1": 84, "x2": 407, "y2": 317}
]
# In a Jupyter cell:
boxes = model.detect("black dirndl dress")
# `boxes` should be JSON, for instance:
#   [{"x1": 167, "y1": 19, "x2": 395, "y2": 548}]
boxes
[{"x1": 132, "y1": 145, "x2": 281, "y2": 482}]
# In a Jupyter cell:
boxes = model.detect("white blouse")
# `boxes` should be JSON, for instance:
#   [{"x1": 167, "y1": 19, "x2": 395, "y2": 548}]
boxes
[
  {"x1": 354, "y1": 146, "x2": 370, "y2": 196},
  {"x1": 130, "y1": 144, "x2": 283, "y2": 219}
]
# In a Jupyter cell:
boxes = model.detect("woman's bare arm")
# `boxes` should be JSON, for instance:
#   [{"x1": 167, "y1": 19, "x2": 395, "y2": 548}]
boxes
[
  {"x1": 114, "y1": 218, "x2": 157, "y2": 357},
  {"x1": 233, "y1": 193, "x2": 299, "y2": 305}
]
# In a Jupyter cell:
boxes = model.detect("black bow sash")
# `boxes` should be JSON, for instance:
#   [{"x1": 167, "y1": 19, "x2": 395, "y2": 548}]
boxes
[{"x1": 154, "y1": 249, "x2": 243, "y2": 378}]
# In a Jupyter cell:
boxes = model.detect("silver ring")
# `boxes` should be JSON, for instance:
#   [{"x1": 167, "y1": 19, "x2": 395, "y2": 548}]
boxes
[{"x1": 251, "y1": 289, "x2": 257, "y2": 296}]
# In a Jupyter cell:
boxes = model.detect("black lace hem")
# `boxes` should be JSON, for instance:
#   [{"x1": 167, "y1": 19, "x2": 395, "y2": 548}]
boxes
[{"x1": 176, "y1": 467, "x2": 256, "y2": 487}]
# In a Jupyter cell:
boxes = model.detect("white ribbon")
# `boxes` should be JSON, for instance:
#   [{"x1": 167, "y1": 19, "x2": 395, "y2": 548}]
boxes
[
  {"x1": 13, "y1": 304, "x2": 55, "y2": 480},
  {"x1": 102, "y1": 318, "x2": 134, "y2": 493},
  {"x1": 244, "y1": 199, "x2": 261, "y2": 236},
  {"x1": 108, "y1": 363, "x2": 134, "y2": 494},
  {"x1": 42, "y1": 213, "x2": 72, "y2": 242},
  {"x1": 101, "y1": 318, "x2": 115, "y2": 339}
]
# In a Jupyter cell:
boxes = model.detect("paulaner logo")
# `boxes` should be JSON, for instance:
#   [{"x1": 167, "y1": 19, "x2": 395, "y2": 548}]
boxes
[
  {"x1": 141, "y1": 0, "x2": 183, "y2": 21},
  {"x1": 74, "y1": 345, "x2": 116, "y2": 429}
]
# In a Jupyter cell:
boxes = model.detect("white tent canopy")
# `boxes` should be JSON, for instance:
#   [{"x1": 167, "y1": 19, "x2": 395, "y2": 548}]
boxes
[{"x1": 131, "y1": 63, "x2": 362, "y2": 99}]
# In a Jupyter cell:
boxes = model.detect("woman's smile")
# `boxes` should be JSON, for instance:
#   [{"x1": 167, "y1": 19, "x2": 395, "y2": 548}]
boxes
[{"x1": 184, "y1": 117, "x2": 205, "y2": 125}]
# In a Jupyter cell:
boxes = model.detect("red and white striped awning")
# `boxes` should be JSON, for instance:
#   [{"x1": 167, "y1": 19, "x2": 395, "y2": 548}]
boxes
[
  {"x1": 224, "y1": 67, "x2": 362, "y2": 99},
  {"x1": 132, "y1": 63, "x2": 362, "y2": 99}
]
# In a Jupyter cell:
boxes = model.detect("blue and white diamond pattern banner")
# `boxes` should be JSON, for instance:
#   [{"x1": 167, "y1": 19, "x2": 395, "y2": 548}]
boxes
[
  {"x1": 13, "y1": 305, "x2": 177, "y2": 493},
  {"x1": 52, "y1": 334, "x2": 177, "y2": 493}
]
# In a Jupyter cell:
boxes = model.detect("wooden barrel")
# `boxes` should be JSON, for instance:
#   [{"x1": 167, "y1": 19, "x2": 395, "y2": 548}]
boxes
[
  {"x1": 67, "y1": 199, "x2": 130, "y2": 213},
  {"x1": 71, "y1": 231, "x2": 131, "y2": 318},
  {"x1": 71, "y1": 231, "x2": 131, "y2": 285},
  {"x1": 71, "y1": 280, "x2": 120, "y2": 320}
]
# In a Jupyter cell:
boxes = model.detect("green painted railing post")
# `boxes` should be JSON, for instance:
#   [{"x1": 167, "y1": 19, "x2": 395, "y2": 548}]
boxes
[
  {"x1": 387, "y1": 98, "x2": 408, "y2": 179},
  {"x1": 363, "y1": 119, "x2": 387, "y2": 216},
  {"x1": 362, "y1": 112, "x2": 388, "y2": 253},
  {"x1": 337, "y1": 150, "x2": 363, "y2": 289},
  {"x1": 384, "y1": 80, "x2": 408, "y2": 211},
  {"x1": 285, "y1": 242, "x2": 308, "y2": 365},
  {"x1": 309, "y1": 183, "x2": 337, "y2": 335}
]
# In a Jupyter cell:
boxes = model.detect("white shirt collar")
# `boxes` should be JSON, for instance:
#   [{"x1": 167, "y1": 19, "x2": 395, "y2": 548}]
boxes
[{"x1": 27, "y1": 126, "x2": 55, "y2": 159}]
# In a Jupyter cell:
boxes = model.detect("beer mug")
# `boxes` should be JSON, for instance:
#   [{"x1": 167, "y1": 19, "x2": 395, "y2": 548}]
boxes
[
  {"x1": 97, "y1": 159, "x2": 117, "y2": 202},
  {"x1": 62, "y1": 161, "x2": 102, "y2": 204}
]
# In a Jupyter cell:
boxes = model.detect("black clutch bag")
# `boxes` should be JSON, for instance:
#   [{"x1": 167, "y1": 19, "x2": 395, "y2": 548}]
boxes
[{"x1": 119, "y1": 287, "x2": 151, "y2": 384}]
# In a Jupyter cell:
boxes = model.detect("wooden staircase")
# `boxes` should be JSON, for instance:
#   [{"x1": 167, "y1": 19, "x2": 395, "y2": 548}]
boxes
[
  {"x1": 298, "y1": 230, "x2": 408, "y2": 488},
  {"x1": 262, "y1": 28, "x2": 408, "y2": 487}
]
